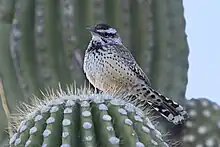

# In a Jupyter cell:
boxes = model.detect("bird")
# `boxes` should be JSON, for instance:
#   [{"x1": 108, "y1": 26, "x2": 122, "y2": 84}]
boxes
[{"x1": 83, "y1": 23, "x2": 188, "y2": 125}]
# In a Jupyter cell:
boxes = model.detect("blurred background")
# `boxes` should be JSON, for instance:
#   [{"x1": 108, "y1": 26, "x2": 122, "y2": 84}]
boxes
[{"x1": 0, "y1": 0, "x2": 219, "y2": 146}]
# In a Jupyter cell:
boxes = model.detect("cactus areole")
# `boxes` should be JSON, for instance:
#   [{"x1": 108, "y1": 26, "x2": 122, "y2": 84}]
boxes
[{"x1": 9, "y1": 88, "x2": 170, "y2": 147}]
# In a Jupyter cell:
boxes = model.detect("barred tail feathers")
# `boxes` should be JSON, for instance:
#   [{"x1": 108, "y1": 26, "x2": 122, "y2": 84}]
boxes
[
  {"x1": 145, "y1": 88, "x2": 188, "y2": 125},
  {"x1": 131, "y1": 86, "x2": 188, "y2": 125}
]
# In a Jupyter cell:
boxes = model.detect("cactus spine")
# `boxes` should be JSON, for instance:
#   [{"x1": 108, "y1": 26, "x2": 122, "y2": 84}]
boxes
[{"x1": 9, "y1": 90, "x2": 170, "y2": 147}]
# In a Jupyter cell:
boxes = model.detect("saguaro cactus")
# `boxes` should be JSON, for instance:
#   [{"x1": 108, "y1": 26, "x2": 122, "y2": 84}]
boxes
[
  {"x1": 0, "y1": 0, "x2": 24, "y2": 109},
  {"x1": 0, "y1": 0, "x2": 25, "y2": 144},
  {"x1": 9, "y1": 89, "x2": 170, "y2": 147},
  {"x1": 148, "y1": 0, "x2": 189, "y2": 104},
  {"x1": 183, "y1": 98, "x2": 220, "y2": 147},
  {"x1": 17, "y1": 0, "x2": 41, "y2": 96}
]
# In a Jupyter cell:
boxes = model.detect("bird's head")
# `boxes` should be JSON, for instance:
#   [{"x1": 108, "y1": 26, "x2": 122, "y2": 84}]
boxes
[{"x1": 86, "y1": 23, "x2": 122, "y2": 45}]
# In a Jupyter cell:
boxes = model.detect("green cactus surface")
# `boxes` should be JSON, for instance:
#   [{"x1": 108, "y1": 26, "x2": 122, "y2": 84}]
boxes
[
  {"x1": 183, "y1": 98, "x2": 220, "y2": 147},
  {"x1": 9, "y1": 88, "x2": 170, "y2": 147}
]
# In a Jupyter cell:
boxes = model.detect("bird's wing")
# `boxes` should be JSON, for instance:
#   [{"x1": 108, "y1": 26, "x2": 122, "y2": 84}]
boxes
[{"x1": 111, "y1": 44, "x2": 151, "y2": 86}]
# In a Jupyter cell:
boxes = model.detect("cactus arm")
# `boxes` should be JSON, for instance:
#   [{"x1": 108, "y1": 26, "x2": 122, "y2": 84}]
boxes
[
  {"x1": 165, "y1": 0, "x2": 189, "y2": 103},
  {"x1": 0, "y1": 4, "x2": 24, "y2": 144},
  {"x1": 0, "y1": 0, "x2": 24, "y2": 105},
  {"x1": 71, "y1": 0, "x2": 94, "y2": 85},
  {"x1": 9, "y1": 92, "x2": 170, "y2": 147},
  {"x1": 17, "y1": 0, "x2": 43, "y2": 97},
  {"x1": 183, "y1": 98, "x2": 220, "y2": 147},
  {"x1": 44, "y1": 0, "x2": 71, "y2": 86},
  {"x1": 150, "y1": 0, "x2": 170, "y2": 90},
  {"x1": 149, "y1": 0, "x2": 189, "y2": 105},
  {"x1": 134, "y1": 0, "x2": 154, "y2": 76}
]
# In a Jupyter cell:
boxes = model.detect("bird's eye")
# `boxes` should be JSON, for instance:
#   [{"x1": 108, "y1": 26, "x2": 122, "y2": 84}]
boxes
[
  {"x1": 97, "y1": 42, "x2": 101, "y2": 46},
  {"x1": 104, "y1": 32, "x2": 109, "y2": 37},
  {"x1": 111, "y1": 33, "x2": 116, "y2": 37}
]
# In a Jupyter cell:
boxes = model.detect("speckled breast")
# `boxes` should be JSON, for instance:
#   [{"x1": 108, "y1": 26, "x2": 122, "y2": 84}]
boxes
[{"x1": 83, "y1": 50, "x2": 127, "y2": 93}]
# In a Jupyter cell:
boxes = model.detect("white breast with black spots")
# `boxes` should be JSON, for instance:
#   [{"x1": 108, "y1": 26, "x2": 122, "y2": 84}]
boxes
[{"x1": 84, "y1": 51, "x2": 105, "y2": 88}]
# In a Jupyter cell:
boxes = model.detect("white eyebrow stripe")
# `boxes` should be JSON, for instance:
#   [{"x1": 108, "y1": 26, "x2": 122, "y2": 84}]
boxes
[{"x1": 97, "y1": 28, "x2": 117, "y2": 34}]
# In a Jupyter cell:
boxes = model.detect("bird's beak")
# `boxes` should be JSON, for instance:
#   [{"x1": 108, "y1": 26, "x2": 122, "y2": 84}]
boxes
[{"x1": 86, "y1": 26, "x2": 95, "y2": 33}]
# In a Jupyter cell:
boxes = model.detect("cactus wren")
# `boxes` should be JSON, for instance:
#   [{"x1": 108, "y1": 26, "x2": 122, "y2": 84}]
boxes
[{"x1": 83, "y1": 23, "x2": 188, "y2": 125}]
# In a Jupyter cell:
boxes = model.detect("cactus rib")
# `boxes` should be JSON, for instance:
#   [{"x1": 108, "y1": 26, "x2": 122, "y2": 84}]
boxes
[{"x1": 10, "y1": 90, "x2": 170, "y2": 147}]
